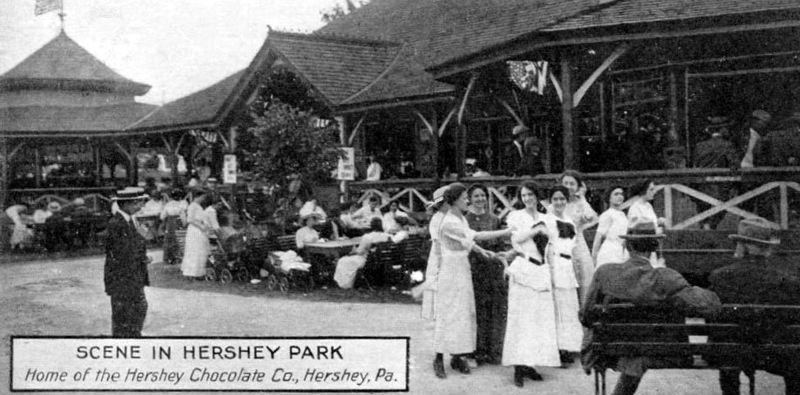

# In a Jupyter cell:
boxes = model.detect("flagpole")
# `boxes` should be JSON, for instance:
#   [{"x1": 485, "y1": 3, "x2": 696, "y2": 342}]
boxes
[{"x1": 58, "y1": 0, "x2": 65, "y2": 31}]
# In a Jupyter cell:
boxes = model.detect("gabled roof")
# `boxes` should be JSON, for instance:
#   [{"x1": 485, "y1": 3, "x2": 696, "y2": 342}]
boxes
[
  {"x1": 268, "y1": 31, "x2": 405, "y2": 105},
  {"x1": 318, "y1": 0, "x2": 598, "y2": 69},
  {"x1": 0, "y1": 102, "x2": 157, "y2": 137},
  {"x1": 545, "y1": 0, "x2": 800, "y2": 32},
  {"x1": 0, "y1": 31, "x2": 150, "y2": 95},
  {"x1": 130, "y1": 69, "x2": 246, "y2": 131}
]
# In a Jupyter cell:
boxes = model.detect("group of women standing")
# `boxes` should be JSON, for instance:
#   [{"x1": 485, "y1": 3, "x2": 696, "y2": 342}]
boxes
[{"x1": 425, "y1": 173, "x2": 664, "y2": 388}]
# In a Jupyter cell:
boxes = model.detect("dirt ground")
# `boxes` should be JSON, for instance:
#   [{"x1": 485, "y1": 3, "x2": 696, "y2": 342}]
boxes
[{"x1": 0, "y1": 251, "x2": 785, "y2": 394}]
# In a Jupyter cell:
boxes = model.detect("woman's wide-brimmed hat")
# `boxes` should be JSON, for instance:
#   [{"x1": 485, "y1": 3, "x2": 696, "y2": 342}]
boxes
[
  {"x1": 426, "y1": 186, "x2": 449, "y2": 208},
  {"x1": 620, "y1": 218, "x2": 666, "y2": 240},
  {"x1": 729, "y1": 218, "x2": 780, "y2": 245},
  {"x1": 112, "y1": 186, "x2": 148, "y2": 201},
  {"x1": 47, "y1": 201, "x2": 62, "y2": 211}
]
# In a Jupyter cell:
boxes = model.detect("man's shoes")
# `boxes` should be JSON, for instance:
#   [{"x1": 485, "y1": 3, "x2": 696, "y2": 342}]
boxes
[
  {"x1": 523, "y1": 366, "x2": 543, "y2": 381},
  {"x1": 450, "y1": 356, "x2": 471, "y2": 374},
  {"x1": 513, "y1": 366, "x2": 524, "y2": 387},
  {"x1": 433, "y1": 358, "x2": 446, "y2": 379}
]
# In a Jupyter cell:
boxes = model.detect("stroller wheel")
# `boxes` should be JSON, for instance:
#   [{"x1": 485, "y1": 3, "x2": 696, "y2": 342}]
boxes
[
  {"x1": 278, "y1": 276, "x2": 290, "y2": 293},
  {"x1": 204, "y1": 267, "x2": 217, "y2": 282},
  {"x1": 266, "y1": 275, "x2": 278, "y2": 291},
  {"x1": 219, "y1": 268, "x2": 233, "y2": 284},
  {"x1": 236, "y1": 268, "x2": 251, "y2": 283}
]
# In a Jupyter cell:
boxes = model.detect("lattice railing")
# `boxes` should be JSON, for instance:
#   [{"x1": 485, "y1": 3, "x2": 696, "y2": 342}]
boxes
[{"x1": 349, "y1": 170, "x2": 800, "y2": 230}]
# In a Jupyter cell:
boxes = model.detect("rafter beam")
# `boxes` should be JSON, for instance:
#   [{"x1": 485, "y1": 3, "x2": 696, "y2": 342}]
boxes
[
  {"x1": 458, "y1": 73, "x2": 477, "y2": 125},
  {"x1": 573, "y1": 43, "x2": 629, "y2": 107},
  {"x1": 498, "y1": 99, "x2": 525, "y2": 126},
  {"x1": 347, "y1": 114, "x2": 366, "y2": 146}
]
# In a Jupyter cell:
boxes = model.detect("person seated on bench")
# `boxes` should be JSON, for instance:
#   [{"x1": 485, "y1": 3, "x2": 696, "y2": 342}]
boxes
[
  {"x1": 580, "y1": 219, "x2": 719, "y2": 395},
  {"x1": 295, "y1": 211, "x2": 322, "y2": 250},
  {"x1": 708, "y1": 218, "x2": 800, "y2": 395},
  {"x1": 333, "y1": 217, "x2": 399, "y2": 289}
]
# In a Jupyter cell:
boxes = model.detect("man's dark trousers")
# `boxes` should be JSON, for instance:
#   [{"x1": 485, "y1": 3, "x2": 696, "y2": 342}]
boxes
[{"x1": 111, "y1": 291, "x2": 147, "y2": 337}]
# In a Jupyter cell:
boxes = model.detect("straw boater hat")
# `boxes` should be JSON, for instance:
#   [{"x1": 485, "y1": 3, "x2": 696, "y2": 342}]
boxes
[
  {"x1": 427, "y1": 186, "x2": 449, "y2": 209},
  {"x1": 512, "y1": 124, "x2": 530, "y2": 136},
  {"x1": 619, "y1": 218, "x2": 666, "y2": 240},
  {"x1": 729, "y1": 218, "x2": 780, "y2": 246},
  {"x1": 112, "y1": 187, "x2": 148, "y2": 201}
]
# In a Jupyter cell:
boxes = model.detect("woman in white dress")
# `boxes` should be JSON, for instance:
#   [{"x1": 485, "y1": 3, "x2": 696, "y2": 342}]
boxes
[
  {"x1": 558, "y1": 171, "x2": 598, "y2": 300},
  {"x1": 420, "y1": 186, "x2": 449, "y2": 329},
  {"x1": 180, "y1": 191, "x2": 210, "y2": 279},
  {"x1": 544, "y1": 186, "x2": 583, "y2": 365},
  {"x1": 433, "y1": 183, "x2": 509, "y2": 379},
  {"x1": 592, "y1": 186, "x2": 629, "y2": 267},
  {"x1": 503, "y1": 182, "x2": 561, "y2": 387},
  {"x1": 627, "y1": 179, "x2": 665, "y2": 267},
  {"x1": 333, "y1": 218, "x2": 391, "y2": 289}
]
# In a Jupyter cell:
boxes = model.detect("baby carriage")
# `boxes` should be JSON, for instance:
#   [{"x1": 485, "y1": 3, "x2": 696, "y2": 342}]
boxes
[
  {"x1": 265, "y1": 250, "x2": 314, "y2": 293},
  {"x1": 205, "y1": 232, "x2": 252, "y2": 284}
]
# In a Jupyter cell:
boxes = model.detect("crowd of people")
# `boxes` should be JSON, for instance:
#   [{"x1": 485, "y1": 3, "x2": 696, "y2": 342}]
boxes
[{"x1": 415, "y1": 170, "x2": 799, "y2": 394}]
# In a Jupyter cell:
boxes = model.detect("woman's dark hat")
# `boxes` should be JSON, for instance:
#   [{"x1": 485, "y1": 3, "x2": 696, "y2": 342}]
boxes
[
  {"x1": 729, "y1": 218, "x2": 780, "y2": 245},
  {"x1": 112, "y1": 186, "x2": 148, "y2": 201},
  {"x1": 620, "y1": 218, "x2": 666, "y2": 240}
]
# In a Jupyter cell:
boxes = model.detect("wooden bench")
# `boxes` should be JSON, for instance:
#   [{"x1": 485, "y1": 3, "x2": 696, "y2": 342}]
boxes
[
  {"x1": 588, "y1": 303, "x2": 800, "y2": 395},
  {"x1": 364, "y1": 235, "x2": 428, "y2": 288}
]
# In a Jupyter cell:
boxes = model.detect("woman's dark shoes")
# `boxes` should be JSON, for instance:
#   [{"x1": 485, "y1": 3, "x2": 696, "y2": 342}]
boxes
[
  {"x1": 523, "y1": 366, "x2": 543, "y2": 381},
  {"x1": 450, "y1": 356, "x2": 471, "y2": 374},
  {"x1": 474, "y1": 353, "x2": 491, "y2": 365},
  {"x1": 560, "y1": 350, "x2": 575, "y2": 365},
  {"x1": 433, "y1": 358, "x2": 446, "y2": 379},
  {"x1": 513, "y1": 366, "x2": 524, "y2": 387}
]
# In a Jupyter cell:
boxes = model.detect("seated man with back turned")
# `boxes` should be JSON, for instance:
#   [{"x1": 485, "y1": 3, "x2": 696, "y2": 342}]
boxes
[
  {"x1": 708, "y1": 218, "x2": 800, "y2": 395},
  {"x1": 580, "y1": 219, "x2": 720, "y2": 395}
]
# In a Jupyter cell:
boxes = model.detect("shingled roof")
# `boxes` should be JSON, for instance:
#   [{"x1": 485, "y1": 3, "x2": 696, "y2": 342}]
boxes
[
  {"x1": 0, "y1": 103, "x2": 157, "y2": 137},
  {"x1": 0, "y1": 31, "x2": 150, "y2": 95},
  {"x1": 130, "y1": 69, "x2": 246, "y2": 131},
  {"x1": 545, "y1": 0, "x2": 800, "y2": 31}
]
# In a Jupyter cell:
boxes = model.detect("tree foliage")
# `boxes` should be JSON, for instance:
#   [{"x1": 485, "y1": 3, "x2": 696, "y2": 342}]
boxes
[
  {"x1": 245, "y1": 99, "x2": 343, "y2": 191},
  {"x1": 321, "y1": 0, "x2": 368, "y2": 23}
]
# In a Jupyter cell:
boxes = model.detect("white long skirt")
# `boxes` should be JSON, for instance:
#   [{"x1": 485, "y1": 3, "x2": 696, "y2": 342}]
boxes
[
  {"x1": 181, "y1": 225, "x2": 210, "y2": 277},
  {"x1": 502, "y1": 280, "x2": 560, "y2": 367},
  {"x1": 433, "y1": 248, "x2": 476, "y2": 355},
  {"x1": 553, "y1": 287, "x2": 582, "y2": 352},
  {"x1": 334, "y1": 255, "x2": 366, "y2": 289}
]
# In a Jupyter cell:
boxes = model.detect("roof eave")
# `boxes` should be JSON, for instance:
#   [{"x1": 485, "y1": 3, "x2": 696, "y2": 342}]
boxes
[
  {"x1": 0, "y1": 78, "x2": 151, "y2": 95},
  {"x1": 429, "y1": 8, "x2": 800, "y2": 80}
]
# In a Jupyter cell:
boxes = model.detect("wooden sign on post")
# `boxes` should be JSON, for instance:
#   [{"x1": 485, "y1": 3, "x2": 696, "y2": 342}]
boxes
[
  {"x1": 337, "y1": 147, "x2": 355, "y2": 181},
  {"x1": 223, "y1": 154, "x2": 237, "y2": 184}
]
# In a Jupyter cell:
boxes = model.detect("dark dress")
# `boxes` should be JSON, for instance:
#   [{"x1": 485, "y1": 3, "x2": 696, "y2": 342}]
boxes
[
  {"x1": 465, "y1": 210, "x2": 506, "y2": 363},
  {"x1": 162, "y1": 215, "x2": 182, "y2": 265}
]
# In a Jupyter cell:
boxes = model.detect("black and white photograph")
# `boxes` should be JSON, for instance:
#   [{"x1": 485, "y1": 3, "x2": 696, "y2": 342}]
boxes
[{"x1": 2, "y1": 0, "x2": 800, "y2": 393}]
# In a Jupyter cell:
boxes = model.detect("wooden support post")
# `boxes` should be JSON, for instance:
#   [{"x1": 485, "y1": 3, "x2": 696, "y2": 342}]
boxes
[
  {"x1": 34, "y1": 146, "x2": 42, "y2": 188},
  {"x1": 683, "y1": 69, "x2": 691, "y2": 164},
  {"x1": 0, "y1": 136, "x2": 7, "y2": 207},
  {"x1": 668, "y1": 69, "x2": 680, "y2": 146},
  {"x1": 337, "y1": 116, "x2": 348, "y2": 203},
  {"x1": 431, "y1": 109, "x2": 440, "y2": 181},
  {"x1": 93, "y1": 142, "x2": 101, "y2": 186},
  {"x1": 456, "y1": 74, "x2": 477, "y2": 178},
  {"x1": 663, "y1": 185, "x2": 673, "y2": 229},
  {"x1": 599, "y1": 82, "x2": 607, "y2": 144},
  {"x1": 129, "y1": 141, "x2": 138, "y2": 186},
  {"x1": 561, "y1": 58, "x2": 577, "y2": 170},
  {"x1": 779, "y1": 183, "x2": 789, "y2": 230}
]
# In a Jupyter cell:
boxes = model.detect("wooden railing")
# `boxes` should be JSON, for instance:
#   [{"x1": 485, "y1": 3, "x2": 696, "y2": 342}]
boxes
[{"x1": 349, "y1": 167, "x2": 800, "y2": 230}]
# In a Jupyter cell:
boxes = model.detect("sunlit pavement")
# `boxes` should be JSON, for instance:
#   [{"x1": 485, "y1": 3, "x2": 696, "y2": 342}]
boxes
[{"x1": 1, "y1": 251, "x2": 783, "y2": 394}]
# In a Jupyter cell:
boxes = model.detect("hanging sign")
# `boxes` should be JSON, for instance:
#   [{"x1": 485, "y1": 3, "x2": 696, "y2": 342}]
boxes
[
  {"x1": 223, "y1": 154, "x2": 237, "y2": 184},
  {"x1": 337, "y1": 147, "x2": 355, "y2": 181}
]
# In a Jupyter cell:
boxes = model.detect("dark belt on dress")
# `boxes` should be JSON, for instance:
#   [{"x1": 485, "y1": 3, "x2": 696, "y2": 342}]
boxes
[
  {"x1": 528, "y1": 257, "x2": 543, "y2": 266},
  {"x1": 559, "y1": 253, "x2": 572, "y2": 260}
]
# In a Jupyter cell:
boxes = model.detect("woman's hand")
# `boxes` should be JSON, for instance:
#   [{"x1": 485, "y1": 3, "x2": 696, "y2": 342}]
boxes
[{"x1": 657, "y1": 217, "x2": 666, "y2": 226}]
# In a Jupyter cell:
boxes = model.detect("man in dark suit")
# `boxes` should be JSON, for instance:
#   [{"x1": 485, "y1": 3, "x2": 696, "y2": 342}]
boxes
[
  {"x1": 708, "y1": 218, "x2": 800, "y2": 395},
  {"x1": 501, "y1": 124, "x2": 545, "y2": 177},
  {"x1": 581, "y1": 220, "x2": 719, "y2": 395},
  {"x1": 104, "y1": 187, "x2": 150, "y2": 337}
]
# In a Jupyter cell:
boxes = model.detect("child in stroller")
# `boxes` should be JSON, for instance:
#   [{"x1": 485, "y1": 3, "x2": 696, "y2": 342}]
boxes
[{"x1": 205, "y1": 212, "x2": 257, "y2": 283}]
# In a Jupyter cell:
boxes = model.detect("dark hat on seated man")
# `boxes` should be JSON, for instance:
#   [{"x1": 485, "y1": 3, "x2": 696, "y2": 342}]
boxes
[
  {"x1": 751, "y1": 109, "x2": 772, "y2": 123},
  {"x1": 112, "y1": 187, "x2": 148, "y2": 201},
  {"x1": 512, "y1": 124, "x2": 530, "y2": 136},
  {"x1": 729, "y1": 218, "x2": 780, "y2": 245},
  {"x1": 620, "y1": 218, "x2": 666, "y2": 240}
]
